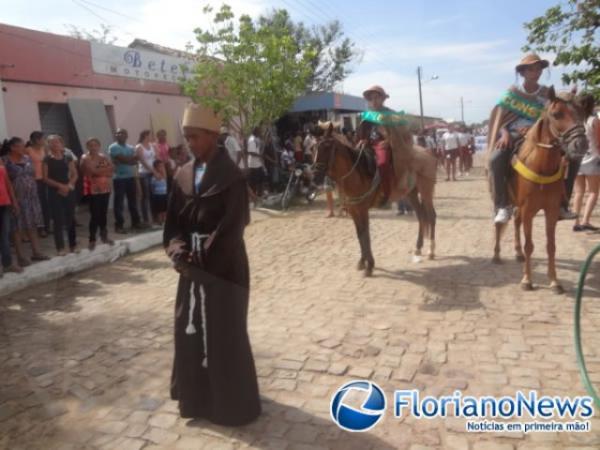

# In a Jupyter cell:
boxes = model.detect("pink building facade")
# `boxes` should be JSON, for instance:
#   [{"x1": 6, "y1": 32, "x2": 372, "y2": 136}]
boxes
[{"x1": 0, "y1": 23, "x2": 192, "y2": 153}]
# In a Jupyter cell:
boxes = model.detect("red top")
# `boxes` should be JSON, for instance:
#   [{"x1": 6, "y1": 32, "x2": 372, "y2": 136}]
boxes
[
  {"x1": 156, "y1": 142, "x2": 170, "y2": 163},
  {"x1": 0, "y1": 165, "x2": 12, "y2": 206}
]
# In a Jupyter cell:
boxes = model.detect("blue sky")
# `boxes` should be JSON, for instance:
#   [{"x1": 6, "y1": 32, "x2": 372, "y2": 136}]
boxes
[{"x1": 2, "y1": 0, "x2": 569, "y2": 122}]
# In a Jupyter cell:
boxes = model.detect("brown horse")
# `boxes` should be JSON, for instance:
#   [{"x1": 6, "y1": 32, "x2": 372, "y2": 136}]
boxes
[
  {"x1": 313, "y1": 124, "x2": 437, "y2": 277},
  {"x1": 491, "y1": 89, "x2": 587, "y2": 293}
]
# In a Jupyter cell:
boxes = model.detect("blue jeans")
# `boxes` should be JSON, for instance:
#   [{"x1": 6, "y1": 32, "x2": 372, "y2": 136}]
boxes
[
  {"x1": 113, "y1": 177, "x2": 140, "y2": 229},
  {"x1": 0, "y1": 205, "x2": 12, "y2": 267}
]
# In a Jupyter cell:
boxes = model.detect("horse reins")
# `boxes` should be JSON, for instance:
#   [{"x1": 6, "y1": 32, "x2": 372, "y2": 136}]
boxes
[{"x1": 314, "y1": 136, "x2": 381, "y2": 206}]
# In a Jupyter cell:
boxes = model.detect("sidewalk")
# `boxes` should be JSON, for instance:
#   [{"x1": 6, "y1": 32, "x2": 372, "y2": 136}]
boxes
[{"x1": 0, "y1": 208, "x2": 276, "y2": 298}]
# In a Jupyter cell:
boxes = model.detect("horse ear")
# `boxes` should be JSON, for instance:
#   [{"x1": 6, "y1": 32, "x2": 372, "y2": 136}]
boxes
[
  {"x1": 326, "y1": 123, "x2": 334, "y2": 137},
  {"x1": 548, "y1": 86, "x2": 556, "y2": 102}
]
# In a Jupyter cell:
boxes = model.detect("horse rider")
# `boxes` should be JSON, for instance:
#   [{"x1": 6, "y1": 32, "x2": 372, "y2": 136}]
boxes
[
  {"x1": 356, "y1": 85, "x2": 395, "y2": 207},
  {"x1": 488, "y1": 53, "x2": 582, "y2": 224}
]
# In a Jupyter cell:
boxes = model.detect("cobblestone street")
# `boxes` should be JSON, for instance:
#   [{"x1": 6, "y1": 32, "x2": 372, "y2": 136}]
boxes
[{"x1": 2, "y1": 167, "x2": 600, "y2": 450}]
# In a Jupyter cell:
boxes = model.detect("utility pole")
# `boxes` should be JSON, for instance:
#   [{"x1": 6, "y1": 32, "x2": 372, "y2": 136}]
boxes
[
  {"x1": 417, "y1": 66, "x2": 424, "y2": 131},
  {"x1": 460, "y1": 96, "x2": 464, "y2": 123}
]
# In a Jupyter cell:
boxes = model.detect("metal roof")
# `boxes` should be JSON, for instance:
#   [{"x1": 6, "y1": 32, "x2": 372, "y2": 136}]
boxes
[{"x1": 290, "y1": 92, "x2": 367, "y2": 113}]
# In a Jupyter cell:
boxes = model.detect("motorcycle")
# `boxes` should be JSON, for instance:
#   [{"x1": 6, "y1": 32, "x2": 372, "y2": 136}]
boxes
[{"x1": 281, "y1": 162, "x2": 318, "y2": 210}]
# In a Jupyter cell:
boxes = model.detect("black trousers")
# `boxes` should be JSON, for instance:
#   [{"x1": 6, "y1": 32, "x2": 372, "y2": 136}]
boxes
[
  {"x1": 113, "y1": 177, "x2": 140, "y2": 228},
  {"x1": 36, "y1": 179, "x2": 50, "y2": 232},
  {"x1": 89, "y1": 193, "x2": 110, "y2": 242},
  {"x1": 47, "y1": 189, "x2": 76, "y2": 250}
]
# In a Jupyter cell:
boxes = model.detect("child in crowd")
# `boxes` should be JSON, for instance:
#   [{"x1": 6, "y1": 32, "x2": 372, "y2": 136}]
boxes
[
  {"x1": 150, "y1": 160, "x2": 168, "y2": 225},
  {"x1": 280, "y1": 145, "x2": 295, "y2": 172}
]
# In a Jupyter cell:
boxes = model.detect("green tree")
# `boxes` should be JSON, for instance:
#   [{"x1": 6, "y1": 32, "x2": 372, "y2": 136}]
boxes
[
  {"x1": 181, "y1": 4, "x2": 316, "y2": 142},
  {"x1": 65, "y1": 23, "x2": 117, "y2": 44},
  {"x1": 258, "y1": 10, "x2": 357, "y2": 92},
  {"x1": 523, "y1": 0, "x2": 600, "y2": 99}
]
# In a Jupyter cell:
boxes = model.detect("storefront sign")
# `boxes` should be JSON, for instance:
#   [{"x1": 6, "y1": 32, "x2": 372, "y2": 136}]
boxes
[{"x1": 91, "y1": 42, "x2": 194, "y2": 83}]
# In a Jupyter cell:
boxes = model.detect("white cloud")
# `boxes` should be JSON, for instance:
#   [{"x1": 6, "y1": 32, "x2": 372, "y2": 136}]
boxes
[
  {"x1": 125, "y1": 0, "x2": 272, "y2": 50},
  {"x1": 360, "y1": 39, "x2": 511, "y2": 66},
  {"x1": 341, "y1": 69, "x2": 500, "y2": 123}
]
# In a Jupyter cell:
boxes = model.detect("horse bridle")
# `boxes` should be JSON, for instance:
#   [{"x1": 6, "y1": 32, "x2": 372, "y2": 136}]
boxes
[
  {"x1": 537, "y1": 100, "x2": 585, "y2": 152},
  {"x1": 313, "y1": 136, "x2": 365, "y2": 181},
  {"x1": 313, "y1": 136, "x2": 381, "y2": 206},
  {"x1": 313, "y1": 136, "x2": 337, "y2": 175}
]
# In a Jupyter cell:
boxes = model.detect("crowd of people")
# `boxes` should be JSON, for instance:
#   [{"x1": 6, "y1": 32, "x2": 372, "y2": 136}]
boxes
[
  {"x1": 0, "y1": 128, "x2": 191, "y2": 278},
  {"x1": 1, "y1": 90, "x2": 598, "y2": 278}
]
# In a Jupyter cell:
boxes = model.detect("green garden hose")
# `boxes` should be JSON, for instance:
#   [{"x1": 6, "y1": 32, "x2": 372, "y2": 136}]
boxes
[{"x1": 574, "y1": 243, "x2": 600, "y2": 409}]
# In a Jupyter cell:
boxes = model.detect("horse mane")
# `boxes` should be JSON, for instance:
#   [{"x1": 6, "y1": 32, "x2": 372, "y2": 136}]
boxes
[
  {"x1": 519, "y1": 113, "x2": 546, "y2": 164},
  {"x1": 384, "y1": 124, "x2": 415, "y2": 163}
]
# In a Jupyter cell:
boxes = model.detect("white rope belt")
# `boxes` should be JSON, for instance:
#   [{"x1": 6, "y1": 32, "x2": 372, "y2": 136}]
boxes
[{"x1": 185, "y1": 232, "x2": 210, "y2": 368}]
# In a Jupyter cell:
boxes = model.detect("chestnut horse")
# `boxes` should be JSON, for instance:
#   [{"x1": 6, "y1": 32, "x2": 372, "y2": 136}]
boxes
[
  {"x1": 491, "y1": 89, "x2": 587, "y2": 293},
  {"x1": 313, "y1": 124, "x2": 437, "y2": 277}
]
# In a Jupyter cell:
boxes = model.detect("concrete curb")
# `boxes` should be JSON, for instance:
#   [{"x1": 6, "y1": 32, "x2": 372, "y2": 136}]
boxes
[{"x1": 0, "y1": 230, "x2": 163, "y2": 298}]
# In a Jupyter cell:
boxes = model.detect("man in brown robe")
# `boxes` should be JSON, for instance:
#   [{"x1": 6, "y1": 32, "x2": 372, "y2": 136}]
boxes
[{"x1": 163, "y1": 103, "x2": 261, "y2": 425}]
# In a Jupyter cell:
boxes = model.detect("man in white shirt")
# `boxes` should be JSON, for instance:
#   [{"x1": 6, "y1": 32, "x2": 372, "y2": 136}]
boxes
[
  {"x1": 220, "y1": 126, "x2": 243, "y2": 167},
  {"x1": 246, "y1": 127, "x2": 264, "y2": 197},
  {"x1": 303, "y1": 131, "x2": 316, "y2": 164},
  {"x1": 441, "y1": 127, "x2": 460, "y2": 181}
]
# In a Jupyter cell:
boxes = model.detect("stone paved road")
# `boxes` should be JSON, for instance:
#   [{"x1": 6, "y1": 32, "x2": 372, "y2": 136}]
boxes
[{"x1": 1, "y1": 167, "x2": 600, "y2": 450}]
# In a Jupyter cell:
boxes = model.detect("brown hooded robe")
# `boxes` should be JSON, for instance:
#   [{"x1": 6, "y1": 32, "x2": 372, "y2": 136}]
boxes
[{"x1": 163, "y1": 147, "x2": 261, "y2": 425}]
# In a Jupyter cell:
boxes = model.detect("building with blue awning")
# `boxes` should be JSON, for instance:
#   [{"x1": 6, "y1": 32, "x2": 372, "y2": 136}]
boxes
[{"x1": 278, "y1": 91, "x2": 442, "y2": 138}]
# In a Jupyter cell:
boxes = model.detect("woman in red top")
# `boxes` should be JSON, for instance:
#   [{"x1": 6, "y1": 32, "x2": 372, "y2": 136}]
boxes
[
  {"x1": 0, "y1": 158, "x2": 22, "y2": 275},
  {"x1": 80, "y1": 137, "x2": 115, "y2": 250}
]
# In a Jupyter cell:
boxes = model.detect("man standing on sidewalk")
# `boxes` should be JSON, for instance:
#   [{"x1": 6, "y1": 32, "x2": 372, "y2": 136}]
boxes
[
  {"x1": 246, "y1": 127, "x2": 265, "y2": 200},
  {"x1": 109, "y1": 129, "x2": 141, "y2": 234}
]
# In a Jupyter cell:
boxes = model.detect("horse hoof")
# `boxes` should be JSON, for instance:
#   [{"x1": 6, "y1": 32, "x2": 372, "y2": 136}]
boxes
[
  {"x1": 515, "y1": 254, "x2": 525, "y2": 262},
  {"x1": 552, "y1": 284, "x2": 565, "y2": 295},
  {"x1": 521, "y1": 282, "x2": 534, "y2": 291},
  {"x1": 364, "y1": 269, "x2": 373, "y2": 278},
  {"x1": 428, "y1": 254, "x2": 435, "y2": 260},
  {"x1": 492, "y1": 256, "x2": 502, "y2": 265},
  {"x1": 357, "y1": 261, "x2": 365, "y2": 271}
]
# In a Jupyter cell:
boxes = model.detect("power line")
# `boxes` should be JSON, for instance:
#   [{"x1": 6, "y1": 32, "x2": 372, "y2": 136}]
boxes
[
  {"x1": 74, "y1": 0, "x2": 194, "y2": 47},
  {"x1": 71, "y1": 0, "x2": 137, "y2": 40},
  {"x1": 78, "y1": 0, "x2": 141, "y2": 23},
  {"x1": 285, "y1": 0, "x2": 400, "y2": 80}
]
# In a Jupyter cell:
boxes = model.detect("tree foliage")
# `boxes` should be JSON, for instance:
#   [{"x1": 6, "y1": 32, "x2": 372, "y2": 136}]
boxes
[
  {"x1": 258, "y1": 10, "x2": 357, "y2": 92},
  {"x1": 523, "y1": 0, "x2": 600, "y2": 99},
  {"x1": 65, "y1": 23, "x2": 117, "y2": 44},
  {"x1": 181, "y1": 5, "x2": 317, "y2": 140}
]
